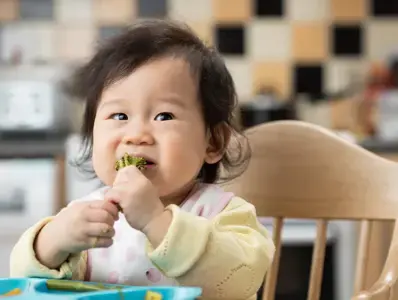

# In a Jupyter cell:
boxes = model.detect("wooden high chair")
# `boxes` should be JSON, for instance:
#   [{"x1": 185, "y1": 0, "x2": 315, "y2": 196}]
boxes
[{"x1": 222, "y1": 120, "x2": 398, "y2": 300}]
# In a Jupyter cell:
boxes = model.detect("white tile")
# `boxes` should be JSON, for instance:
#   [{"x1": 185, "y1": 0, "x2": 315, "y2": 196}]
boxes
[
  {"x1": 367, "y1": 21, "x2": 398, "y2": 60},
  {"x1": 325, "y1": 59, "x2": 368, "y2": 93},
  {"x1": 0, "y1": 23, "x2": 55, "y2": 63},
  {"x1": 224, "y1": 58, "x2": 252, "y2": 102},
  {"x1": 247, "y1": 20, "x2": 291, "y2": 60},
  {"x1": 55, "y1": 0, "x2": 93, "y2": 24},
  {"x1": 287, "y1": 0, "x2": 329, "y2": 21},
  {"x1": 168, "y1": 0, "x2": 212, "y2": 22}
]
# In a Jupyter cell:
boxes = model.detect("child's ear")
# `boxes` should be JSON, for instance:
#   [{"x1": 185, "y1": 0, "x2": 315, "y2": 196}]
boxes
[{"x1": 204, "y1": 124, "x2": 231, "y2": 164}]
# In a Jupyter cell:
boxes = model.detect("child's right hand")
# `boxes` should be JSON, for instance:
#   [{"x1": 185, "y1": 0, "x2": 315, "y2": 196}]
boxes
[{"x1": 34, "y1": 200, "x2": 119, "y2": 268}]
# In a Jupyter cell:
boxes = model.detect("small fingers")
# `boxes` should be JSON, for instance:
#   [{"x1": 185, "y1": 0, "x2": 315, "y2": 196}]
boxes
[
  {"x1": 103, "y1": 188, "x2": 122, "y2": 203},
  {"x1": 89, "y1": 200, "x2": 119, "y2": 220},
  {"x1": 101, "y1": 201, "x2": 120, "y2": 220},
  {"x1": 90, "y1": 237, "x2": 113, "y2": 249},
  {"x1": 103, "y1": 188, "x2": 124, "y2": 212},
  {"x1": 84, "y1": 222, "x2": 115, "y2": 238},
  {"x1": 114, "y1": 166, "x2": 140, "y2": 185},
  {"x1": 84, "y1": 207, "x2": 116, "y2": 226}
]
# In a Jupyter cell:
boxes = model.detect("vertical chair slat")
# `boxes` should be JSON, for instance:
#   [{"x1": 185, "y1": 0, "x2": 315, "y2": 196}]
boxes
[
  {"x1": 307, "y1": 219, "x2": 328, "y2": 300},
  {"x1": 262, "y1": 217, "x2": 284, "y2": 300},
  {"x1": 354, "y1": 220, "x2": 372, "y2": 294}
]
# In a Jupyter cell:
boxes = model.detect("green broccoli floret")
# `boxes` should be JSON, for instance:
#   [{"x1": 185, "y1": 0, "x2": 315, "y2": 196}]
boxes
[{"x1": 115, "y1": 153, "x2": 147, "y2": 171}]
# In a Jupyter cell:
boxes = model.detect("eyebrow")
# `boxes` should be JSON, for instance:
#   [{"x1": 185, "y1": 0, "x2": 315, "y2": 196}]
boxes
[
  {"x1": 158, "y1": 94, "x2": 186, "y2": 108},
  {"x1": 98, "y1": 95, "x2": 186, "y2": 110},
  {"x1": 98, "y1": 98, "x2": 125, "y2": 110}
]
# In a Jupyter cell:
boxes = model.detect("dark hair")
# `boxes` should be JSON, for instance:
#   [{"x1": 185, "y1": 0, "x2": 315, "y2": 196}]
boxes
[{"x1": 64, "y1": 19, "x2": 250, "y2": 184}]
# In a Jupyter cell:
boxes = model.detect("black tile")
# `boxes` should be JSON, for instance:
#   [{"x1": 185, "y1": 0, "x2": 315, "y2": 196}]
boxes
[
  {"x1": 294, "y1": 65, "x2": 324, "y2": 98},
  {"x1": 371, "y1": 0, "x2": 398, "y2": 17},
  {"x1": 20, "y1": 0, "x2": 54, "y2": 20},
  {"x1": 215, "y1": 25, "x2": 245, "y2": 55},
  {"x1": 138, "y1": 0, "x2": 167, "y2": 17},
  {"x1": 98, "y1": 26, "x2": 127, "y2": 42},
  {"x1": 332, "y1": 25, "x2": 363, "y2": 56},
  {"x1": 255, "y1": 0, "x2": 284, "y2": 16}
]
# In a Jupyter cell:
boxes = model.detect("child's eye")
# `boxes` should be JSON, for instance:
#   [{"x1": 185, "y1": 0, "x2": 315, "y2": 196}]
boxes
[
  {"x1": 110, "y1": 113, "x2": 128, "y2": 121},
  {"x1": 154, "y1": 112, "x2": 174, "y2": 121}
]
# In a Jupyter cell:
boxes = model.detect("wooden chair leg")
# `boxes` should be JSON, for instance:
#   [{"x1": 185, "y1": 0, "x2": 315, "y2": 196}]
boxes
[{"x1": 55, "y1": 155, "x2": 66, "y2": 213}]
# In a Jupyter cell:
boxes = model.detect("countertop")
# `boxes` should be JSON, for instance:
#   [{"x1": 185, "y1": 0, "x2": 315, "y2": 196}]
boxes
[
  {"x1": 360, "y1": 138, "x2": 398, "y2": 153},
  {"x1": 1, "y1": 131, "x2": 398, "y2": 158},
  {"x1": 0, "y1": 132, "x2": 68, "y2": 158}
]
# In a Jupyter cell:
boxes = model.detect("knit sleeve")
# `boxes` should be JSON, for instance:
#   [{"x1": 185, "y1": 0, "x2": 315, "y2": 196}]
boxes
[
  {"x1": 8, "y1": 188, "x2": 109, "y2": 279},
  {"x1": 146, "y1": 197, "x2": 275, "y2": 300}
]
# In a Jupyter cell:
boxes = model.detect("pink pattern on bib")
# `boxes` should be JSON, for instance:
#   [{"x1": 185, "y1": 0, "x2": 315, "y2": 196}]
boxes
[
  {"x1": 146, "y1": 268, "x2": 162, "y2": 283},
  {"x1": 107, "y1": 271, "x2": 119, "y2": 284}
]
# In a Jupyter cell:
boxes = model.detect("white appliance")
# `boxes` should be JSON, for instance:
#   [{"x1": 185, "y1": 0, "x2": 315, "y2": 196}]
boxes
[
  {"x1": 0, "y1": 159, "x2": 57, "y2": 277},
  {"x1": 0, "y1": 80, "x2": 71, "y2": 133},
  {"x1": 0, "y1": 65, "x2": 72, "y2": 134}
]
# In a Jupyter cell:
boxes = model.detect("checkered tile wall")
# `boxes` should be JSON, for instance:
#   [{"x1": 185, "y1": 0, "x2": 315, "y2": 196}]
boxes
[{"x1": 1, "y1": 0, "x2": 398, "y2": 102}]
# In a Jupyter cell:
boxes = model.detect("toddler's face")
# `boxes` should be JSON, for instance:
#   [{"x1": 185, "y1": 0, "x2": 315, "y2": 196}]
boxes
[{"x1": 92, "y1": 57, "x2": 221, "y2": 203}]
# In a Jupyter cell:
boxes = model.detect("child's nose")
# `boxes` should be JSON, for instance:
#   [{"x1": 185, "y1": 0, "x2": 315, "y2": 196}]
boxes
[{"x1": 121, "y1": 125, "x2": 155, "y2": 145}]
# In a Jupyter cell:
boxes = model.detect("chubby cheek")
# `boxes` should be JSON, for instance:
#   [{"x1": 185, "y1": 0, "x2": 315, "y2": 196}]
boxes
[
  {"x1": 163, "y1": 131, "x2": 207, "y2": 177},
  {"x1": 92, "y1": 127, "x2": 118, "y2": 186},
  {"x1": 92, "y1": 144, "x2": 115, "y2": 186}
]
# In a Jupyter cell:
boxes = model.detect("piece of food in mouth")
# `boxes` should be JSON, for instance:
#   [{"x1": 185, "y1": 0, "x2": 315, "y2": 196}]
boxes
[{"x1": 115, "y1": 153, "x2": 147, "y2": 171}]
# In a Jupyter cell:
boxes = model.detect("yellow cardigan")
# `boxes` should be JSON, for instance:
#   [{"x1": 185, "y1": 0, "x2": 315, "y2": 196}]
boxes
[{"x1": 10, "y1": 197, "x2": 275, "y2": 300}]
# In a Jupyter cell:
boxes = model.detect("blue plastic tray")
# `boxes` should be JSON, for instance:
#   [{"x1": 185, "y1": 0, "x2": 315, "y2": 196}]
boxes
[{"x1": 0, "y1": 278, "x2": 202, "y2": 299}]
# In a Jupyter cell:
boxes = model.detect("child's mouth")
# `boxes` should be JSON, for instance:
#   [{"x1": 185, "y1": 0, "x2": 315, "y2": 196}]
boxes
[{"x1": 144, "y1": 160, "x2": 156, "y2": 169}]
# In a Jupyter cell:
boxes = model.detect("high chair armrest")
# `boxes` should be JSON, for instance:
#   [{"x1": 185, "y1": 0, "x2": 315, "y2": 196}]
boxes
[{"x1": 351, "y1": 245, "x2": 398, "y2": 300}]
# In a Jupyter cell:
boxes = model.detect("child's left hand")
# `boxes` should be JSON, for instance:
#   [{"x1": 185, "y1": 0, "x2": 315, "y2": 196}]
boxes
[{"x1": 104, "y1": 166, "x2": 165, "y2": 232}]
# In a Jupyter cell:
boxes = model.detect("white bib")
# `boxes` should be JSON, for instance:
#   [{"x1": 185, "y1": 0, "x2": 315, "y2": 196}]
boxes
[{"x1": 73, "y1": 183, "x2": 234, "y2": 286}]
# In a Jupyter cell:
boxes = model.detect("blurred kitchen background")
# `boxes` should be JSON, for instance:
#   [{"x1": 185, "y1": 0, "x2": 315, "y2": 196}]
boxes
[{"x1": 1, "y1": 0, "x2": 398, "y2": 299}]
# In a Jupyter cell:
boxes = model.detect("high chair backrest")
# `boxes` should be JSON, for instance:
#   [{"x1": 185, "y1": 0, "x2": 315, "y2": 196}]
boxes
[{"x1": 222, "y1": 120, "x2": 398, "y2": 300}]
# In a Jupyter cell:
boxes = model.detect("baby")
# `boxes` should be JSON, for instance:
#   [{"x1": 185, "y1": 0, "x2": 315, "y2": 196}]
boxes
[{"x1": 10, "y1": 19, "x2": 275, "y2": 300}]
